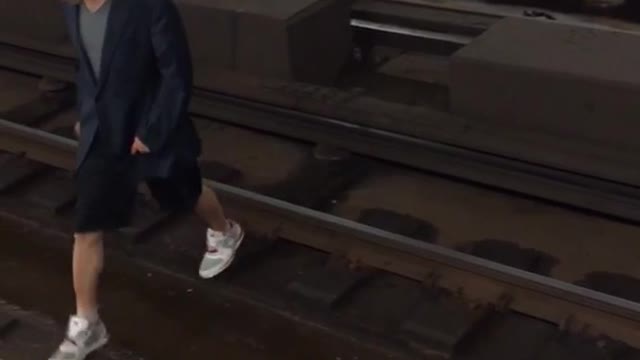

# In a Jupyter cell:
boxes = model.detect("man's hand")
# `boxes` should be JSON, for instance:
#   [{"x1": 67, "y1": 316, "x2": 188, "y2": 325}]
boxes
[
  {"x1": 74, "y1": 122, "x2": 80, "y2": 138},
  {"x1": 130, "y1": 137, "x2": 150, "y2": 155}
]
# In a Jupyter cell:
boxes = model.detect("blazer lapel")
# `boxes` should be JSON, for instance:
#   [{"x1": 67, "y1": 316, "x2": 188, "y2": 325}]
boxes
[
  {"x1": 97, "y1": 0, "x2": 132, "y2": 95},
  {"x1": 71, "y1": 5, "x2": 98, "y2": 86}
]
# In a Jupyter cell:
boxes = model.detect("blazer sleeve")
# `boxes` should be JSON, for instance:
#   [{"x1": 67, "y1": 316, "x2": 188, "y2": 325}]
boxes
[
  {"x1": 137, "y1": 0, "x2": 193, "y2": 151},
  {"x1": 61, "y1": 5, "x2": 84, "y2": 124}
]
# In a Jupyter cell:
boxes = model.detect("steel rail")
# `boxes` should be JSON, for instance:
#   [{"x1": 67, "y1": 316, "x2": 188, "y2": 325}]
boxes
[
  {"x1": 3, "y1": 42, "x2": 640, "y2": 224},
  {"x1": 386, "y1": 0, "x2": 640, "y2": 34},
  {"x1": 350, "y1": 18, "x2": 473, "y2": 45},
  {"x1": 2, "y1": 118, "x2": 640, "y2": 346},
  {"x1": 192, "y1": 89, "x2": 640, "y2": 222}
]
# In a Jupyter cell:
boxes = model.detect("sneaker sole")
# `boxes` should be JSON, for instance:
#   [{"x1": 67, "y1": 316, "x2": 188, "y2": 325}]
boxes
[
  {"x1": 54, "y1": 335, "x2": 108, "y2": 360},
  {"x1": 199, "y1": 229, "x2": 245, "y2": 279}
]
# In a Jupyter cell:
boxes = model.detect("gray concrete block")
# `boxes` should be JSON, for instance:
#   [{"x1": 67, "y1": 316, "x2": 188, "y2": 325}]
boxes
[
  {"x1": 0, "y1": 1, "x2": 68, "y2": 48},
  {"x1": 178, "y1": 0, "x2": 352, "y2": 83},
  {"x1": 0, "y1": 0, "x2": 352, "y2": 84},
  {"x1": 178, "y1": 2, "x2": 237, "y2": 70},
  {"x1": 451, "y1": 18, "x2": 640, "y2": 182}
]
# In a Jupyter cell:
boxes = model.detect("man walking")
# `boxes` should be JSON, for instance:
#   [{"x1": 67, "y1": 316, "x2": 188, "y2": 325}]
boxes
[{"x1": 51, "y1": 0, "x2": 244, "y2": 358}]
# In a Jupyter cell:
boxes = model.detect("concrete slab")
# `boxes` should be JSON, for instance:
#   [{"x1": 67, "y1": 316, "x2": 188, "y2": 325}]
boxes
[
  {"x1": 184, "y1": 0, "x2": 323, "y2": 20},
  {"x1": 197, "y1": 124, "x2": 307, "y2": 188},
  {"x1": 332, "y1": 168, "x2": 640, "y2": 289},
  {"x1": 0, "y1": 69, "x2": 40, "y2": 113},
  {"x1": 198, "y1": 160, "x2": 243, "y2": 184},
  {"x1": 0, "y1": 90, "x2": 75, "y2": 126},
  {"x1": 378, "y1": 53, "x2": 450, "y2": 86},
  {"x1": 0, "y1": 156, "x2": 48, "y2": 193},
  {"x1": 0, "y1": 1, "x2": 69, "y2": 51},
  {"x1": 51, "y1": 123, "x2": 77, "y2": 139},
  {"x1": 1, "y1": 0, "x2": 351, "y2": 84},
  {"x1": 257, "y1": 154, "x2": 368, "y2": 209},
  {"x1": 178, "y1": 0, "x2": 352, "y2": 83},
  {"x1": 25, "y1": 170, "x2": 76, "y2": 214},
  {"x1": 450, "y1": 18, "x2": 640, "y2": 184}
]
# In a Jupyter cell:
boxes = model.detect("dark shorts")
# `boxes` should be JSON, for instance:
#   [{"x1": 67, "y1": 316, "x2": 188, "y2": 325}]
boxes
[{"x1": 74, "y1": 141, "x2": 202, "y2": 233}]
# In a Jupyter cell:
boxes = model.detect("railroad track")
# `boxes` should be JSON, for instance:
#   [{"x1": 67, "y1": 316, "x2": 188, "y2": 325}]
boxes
[
  {"x1": 0, "y1": 298, "x2": 139, "y2": 360},
  {"x1": 353, "y1": 0, "x2": 640, "y2": 50},
  {"x1": 2, "y1": 81, "x2": 640, "y2": 359},
  {"x1": 3, "y1": 41, "x2": 640, "y2": 226},
  {"x1": 386, "y1": 0, "x2": 634, "y2": 24},
  {"x1": 1, "y1": 5, "x2": 640, "y2": 360}
]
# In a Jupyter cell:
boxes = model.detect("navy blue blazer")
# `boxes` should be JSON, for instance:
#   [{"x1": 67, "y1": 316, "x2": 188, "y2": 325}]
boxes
[{"x1": 62, "y1": 0, "x2": 201, "y2": 177}]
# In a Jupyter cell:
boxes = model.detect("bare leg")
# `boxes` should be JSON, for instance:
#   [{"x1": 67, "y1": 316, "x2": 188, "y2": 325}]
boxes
[
  {"x1": 194, "y1": 185, "x2": 227, "y2": 232},
  {"x1": 73, "y1": 231, "x2": 104, "y2": 321}
]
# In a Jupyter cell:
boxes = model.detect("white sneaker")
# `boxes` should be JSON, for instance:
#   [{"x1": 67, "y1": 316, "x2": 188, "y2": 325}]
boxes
[
  {"x1": 199, "y1": 220, "x2": 244, "y2": 279},
  {"x1": 49, "y1": 316, "x2": 109, "y2": 360}
]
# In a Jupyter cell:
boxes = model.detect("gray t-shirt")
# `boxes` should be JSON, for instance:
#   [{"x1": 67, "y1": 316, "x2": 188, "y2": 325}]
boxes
[{"x1": 79, "y1": 0, "x2": 112, "y2": 79}]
